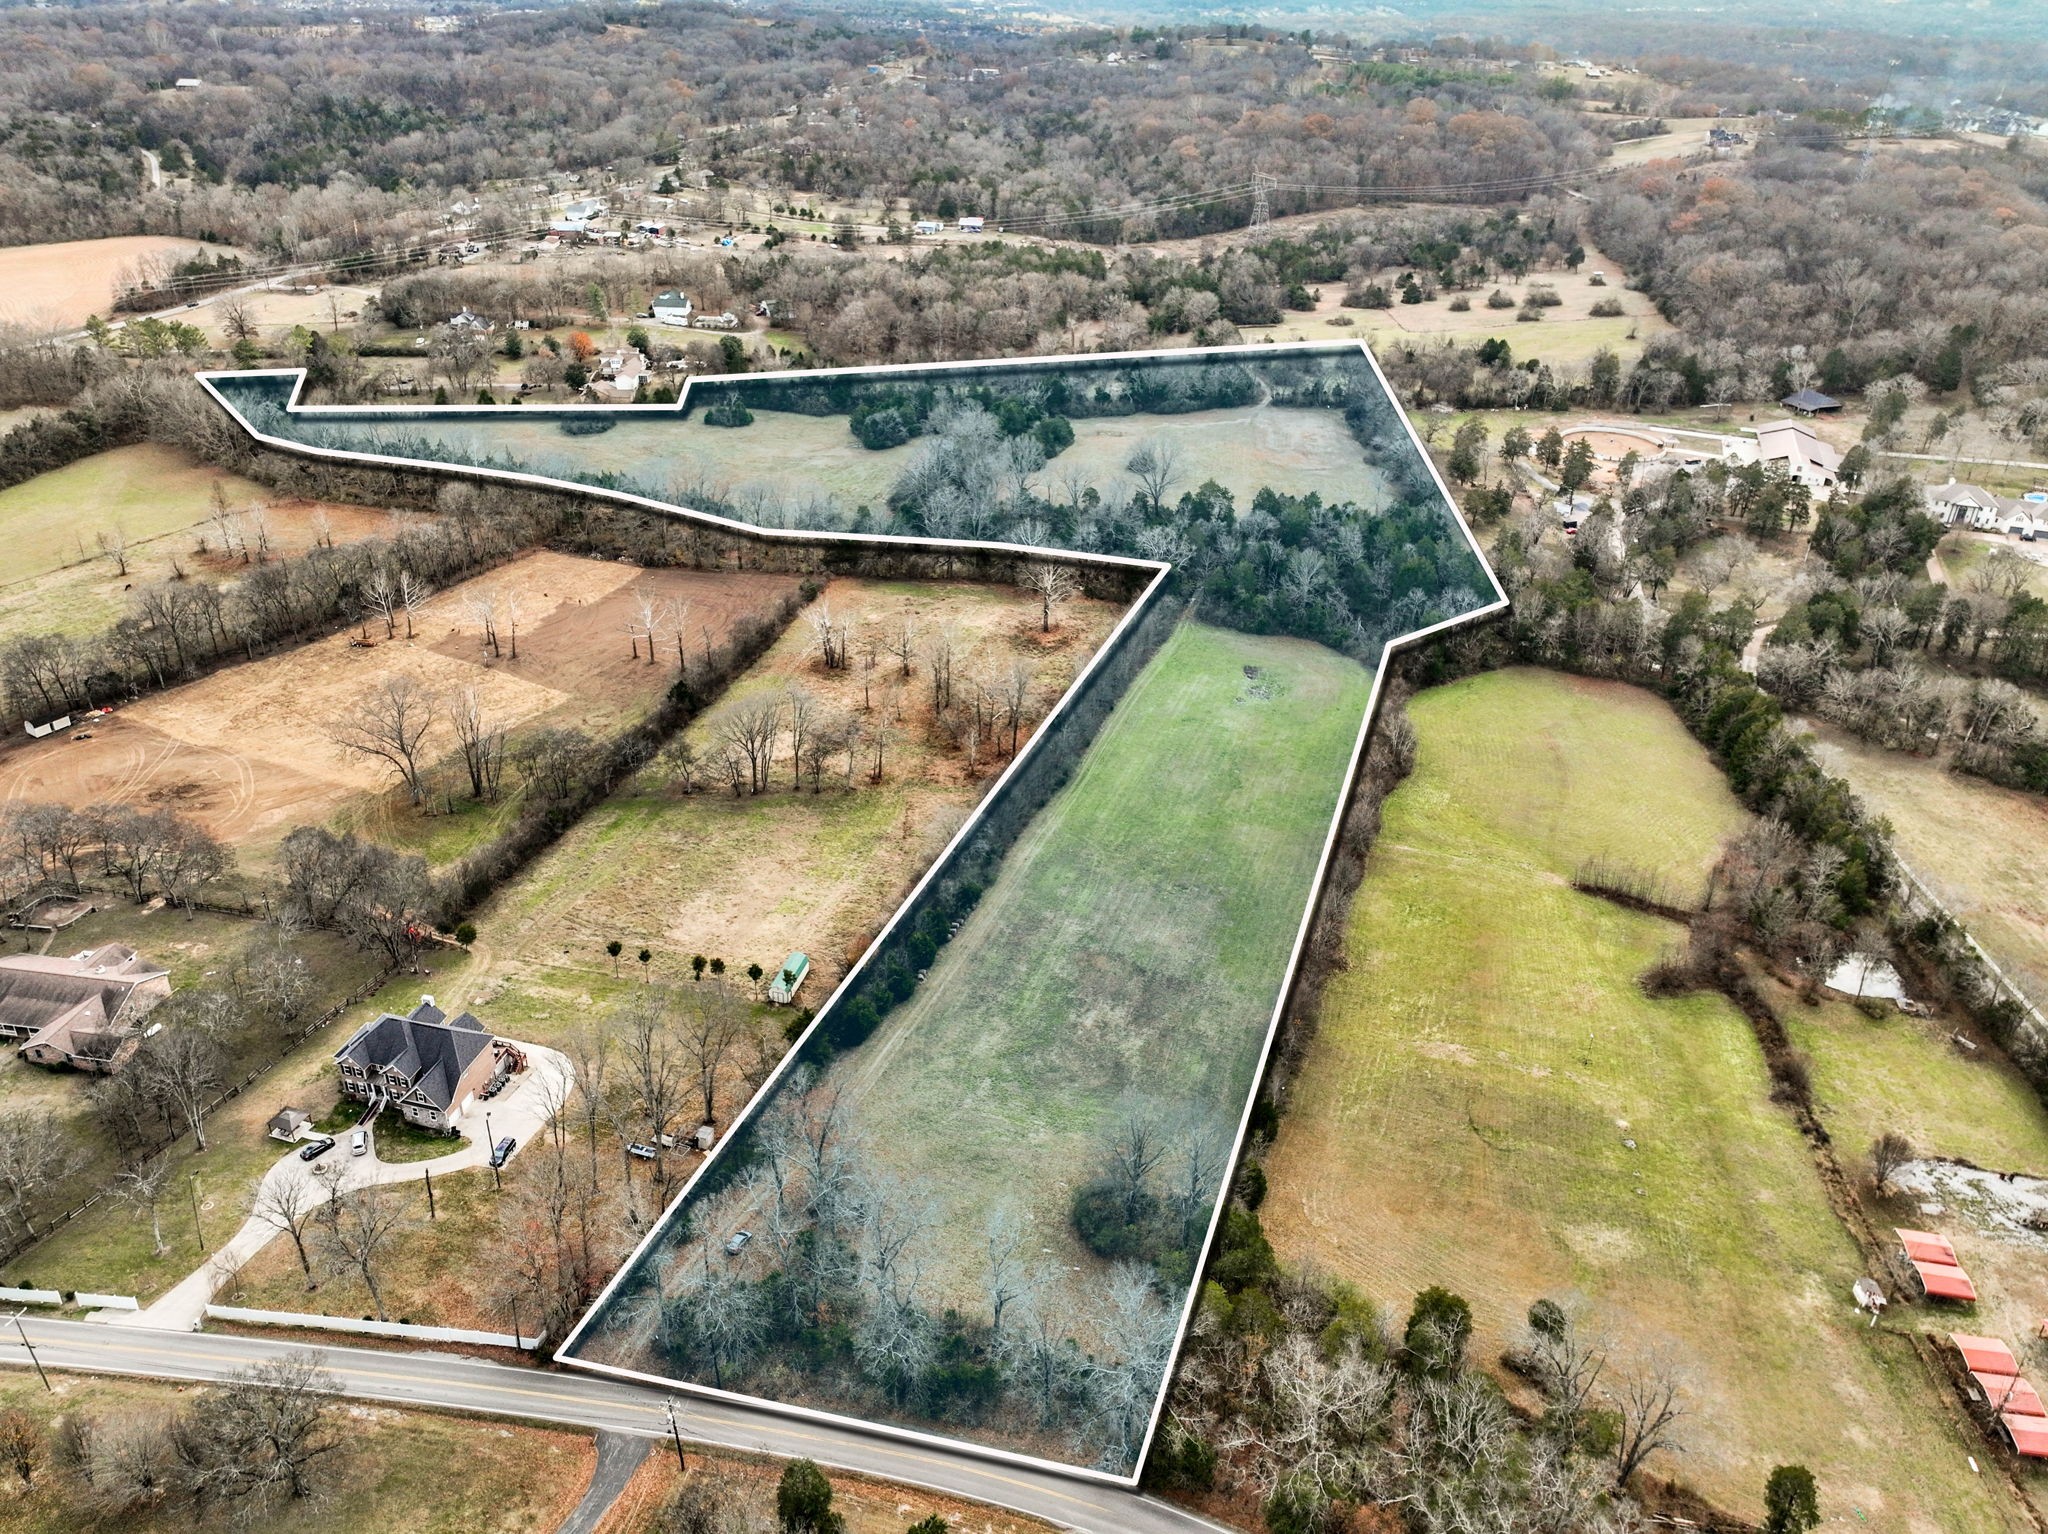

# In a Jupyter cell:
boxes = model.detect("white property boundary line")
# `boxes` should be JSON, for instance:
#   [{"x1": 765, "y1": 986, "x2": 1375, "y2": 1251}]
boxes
[{"x1": 199, "y1": 340, "x2": 1508, "y2": 1490}]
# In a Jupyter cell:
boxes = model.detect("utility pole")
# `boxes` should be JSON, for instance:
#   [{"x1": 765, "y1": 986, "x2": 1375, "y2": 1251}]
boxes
[
  {"x1": 423, "y1": 1166, "x2": 436, "y2": 1220},
  {"x1": 485, "y1": 1112, "x2": 500, "y2": 1191},
  {"x1": 661, "y1": 1398, "x2": 688, "y2": 1474},
  {"x1": 10, "y1": 1314, "x2": 50, "y2": 1393},
  {"x1": 1250, "y1": 170, "x2": 1274, "y2": 232},
  {"x1": 187, "y1": 1175, "x2": 205, "y2": 1253}
]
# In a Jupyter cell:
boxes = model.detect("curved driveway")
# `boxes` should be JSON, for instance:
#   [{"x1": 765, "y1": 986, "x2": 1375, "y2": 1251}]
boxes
[{"x1": 108, "y1": 1043, "x2": 574, "y2": 1331}]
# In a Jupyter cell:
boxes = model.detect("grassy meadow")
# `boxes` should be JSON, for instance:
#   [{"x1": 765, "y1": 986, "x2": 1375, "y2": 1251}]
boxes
[
  {"x1": 827, "y1": 619, "x2": 1374, "y2": 1312},
  {"x1": 1261, "y1": 667, "x2": 2024, "y2": 1531}
]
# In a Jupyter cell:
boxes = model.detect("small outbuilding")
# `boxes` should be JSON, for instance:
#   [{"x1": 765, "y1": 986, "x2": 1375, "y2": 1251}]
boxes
[
  {"x1": 1780, "y1": 388, "x2": 1841, "y2": 416},
  {"x1": 267, "y1": 1107, "x2": 311, "y2": 1142},
  {"x1": 768, "y1": 952, "x2": 810, "y2": 1005}
]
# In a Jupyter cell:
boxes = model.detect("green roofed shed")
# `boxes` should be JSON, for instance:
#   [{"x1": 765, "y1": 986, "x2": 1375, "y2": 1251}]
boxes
[{"x1": 768, "y1": 952, "x2": 810, "y2": 1005}]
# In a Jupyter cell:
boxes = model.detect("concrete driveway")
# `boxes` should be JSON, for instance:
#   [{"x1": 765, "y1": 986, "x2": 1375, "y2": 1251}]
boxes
[{"x1": 110, "y1": 1042, "x2": 574, "y2": 1331}]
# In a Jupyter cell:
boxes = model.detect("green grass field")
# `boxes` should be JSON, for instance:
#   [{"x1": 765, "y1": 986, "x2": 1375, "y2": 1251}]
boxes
[
  {"x1": 832, "y1": 620, "x2": 1373, "y2": 1311},
  {"x1": 1262, "y1": 667, "x2": 2023, "y2": 1531},
  {"x1": 1804, "y1": 722, "x2": 2048, "y2": 1011},
  {"x1": 312, "y1": 399, "x2": 1397, "y2": 520},
  {"x1": 0, "y1": 444, "x2": 269, "y2": 582},
  {"x1": 1781, "y1": 982, "x2": 2048, "y2": 1179}
]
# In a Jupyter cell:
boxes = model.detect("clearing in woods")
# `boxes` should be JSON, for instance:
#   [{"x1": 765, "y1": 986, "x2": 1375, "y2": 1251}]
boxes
[
  {"x1": 1261, "y1": 667, "x2": 2024, "y2": 1531},
  {"x1": 281, "y1": 399, "x2": 1394, "y2": 519},
  {"x1": 439, "y1": 575, "x2": 1123, "y2": 1038},
  {"x1": 1804, "y1": 720, "x2": 2048, "y2": 1010},
  {"x1": 0, "y1": 550, "x2": 797, "y2": 866},
  {"x1": 0, "y1": 443, "x2": 391, "y2": 643}
]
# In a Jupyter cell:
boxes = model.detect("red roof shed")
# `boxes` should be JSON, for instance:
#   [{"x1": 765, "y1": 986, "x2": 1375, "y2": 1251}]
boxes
[
  {"x1": 2005, "y1": 1414, "x2": 2048, "y2": 1459},
  {"x1": 1979, "y1": 1374, "x2": 2048, "y2": 1419},
  {"x1": 1953, "y1": 1333, "x2": 2020, "y2": 1376},
  {"x1": 1914, "y1": 1261, "x2": 1979, "y2": 1302},
  {"x1": 1897, "y1": 1228, "x2": 1958, "y2": 1266}
]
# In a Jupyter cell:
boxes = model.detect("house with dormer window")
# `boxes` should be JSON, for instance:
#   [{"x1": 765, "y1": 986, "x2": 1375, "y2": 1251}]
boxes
[{"x1": 333, "y1": 996, "x2": 508, "y2": 1133}]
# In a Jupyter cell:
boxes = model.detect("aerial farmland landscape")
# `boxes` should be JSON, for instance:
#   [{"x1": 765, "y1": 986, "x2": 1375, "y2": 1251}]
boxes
[{"x1": 5, "y1": 3, "x2": 2048, "y2": 1533}]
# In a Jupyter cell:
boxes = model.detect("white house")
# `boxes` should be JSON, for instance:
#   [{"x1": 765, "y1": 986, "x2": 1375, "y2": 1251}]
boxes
[
  {"x1": 651, "y1": 290, "x2": 694, "y2": 326},
  {"x1": 913, "y1": 219, "x2": 942, "y2": 235},
  {"x1": 2000, "y1": 496, "x2": 2045, "y2": 540},
  {"x1": 563, "y1": 197, "x2": 607, "y2": 222},
  {"x1": 958, "y1": 216, "x2": 985, "y2": 234},
  {"x1": 1925, "y1": 480, "x2": 2003, "y2": 530},
  {"x1": 1751, "y1": 420, "x2": 1841, "y2": 492},
  {"x1": 444, "y1": 309, "x2": 493, "y2": 332}
]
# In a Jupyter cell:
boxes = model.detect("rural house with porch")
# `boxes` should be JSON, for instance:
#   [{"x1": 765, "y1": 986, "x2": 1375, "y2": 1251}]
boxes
[
  {"x1": 333, "y1": 996, "x2": 513, "y2": 1133},
  {"x1": 0, "y1": 943, "x2": 169, "y2": 1073}
]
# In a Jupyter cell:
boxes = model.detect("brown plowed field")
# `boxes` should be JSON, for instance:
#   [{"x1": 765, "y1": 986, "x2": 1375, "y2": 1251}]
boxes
[{"x1": 0, "y1": 551, "x2": 798, "y2": 860}]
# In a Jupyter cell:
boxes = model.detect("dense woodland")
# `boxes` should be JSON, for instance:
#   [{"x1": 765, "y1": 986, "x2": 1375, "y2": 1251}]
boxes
[{"x1": 0, "y1": 2, "x2": 1607, "y2": 256}]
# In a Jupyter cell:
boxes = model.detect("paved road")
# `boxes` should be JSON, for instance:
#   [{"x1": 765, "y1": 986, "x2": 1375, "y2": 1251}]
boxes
[
  {"x1": 557, "y1": 1429, "x2": 650, "y2": 1534},
  {"x1": 0, "y1": 1319, "x2": 1227, "y2": 1534},
  {"x1": 111, "y1": 1044, "x2": 574, "y2": 1331}
]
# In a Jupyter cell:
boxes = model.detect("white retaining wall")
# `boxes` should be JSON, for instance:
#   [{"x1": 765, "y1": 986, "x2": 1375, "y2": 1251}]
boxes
[{"x1": 205, "y1": 1304, "x2": 536, "y2": 1349}]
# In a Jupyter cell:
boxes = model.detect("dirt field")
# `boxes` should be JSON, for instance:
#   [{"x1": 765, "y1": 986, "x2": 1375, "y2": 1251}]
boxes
[
  {"x1": 435, "y1": 575, "x2": 1123, "y2": 1039},
  {"x1": 0, "y1": 552, "x2": 798, "y2": 864},
  {"x1": 0, "y1": 234, "x2": 239, "y2": 331},
  {"x1": 0, "y1": 444, "x2": 393, "y2": 643},
  {"x1": 1263, "y1": 668, "x2": 2022, "y2": 1530},
  {"x1": 1804, "y1": 722, "x2": 2048, "y2": 1012}
]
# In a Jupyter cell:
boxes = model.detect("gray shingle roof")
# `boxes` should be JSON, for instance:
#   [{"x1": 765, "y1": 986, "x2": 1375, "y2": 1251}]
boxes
[{"x1": 334, "y1": 998, "x2": 495, "y2": 1114}]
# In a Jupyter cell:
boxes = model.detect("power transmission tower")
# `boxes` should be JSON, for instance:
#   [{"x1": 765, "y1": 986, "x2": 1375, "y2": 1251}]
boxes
[{"x1": 1250, "y1": 171, "x2": 1273, "y2": 231}]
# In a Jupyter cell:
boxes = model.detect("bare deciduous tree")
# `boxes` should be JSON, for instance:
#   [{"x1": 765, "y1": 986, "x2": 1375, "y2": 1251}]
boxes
[
  {"x1": 1022, "y1": 563, "x2": 1079, "y2": 633},
  {"x1": 1126, "y1": 436, "x2": 1184, "y2": 508},
  {"x1": 113, "y1": 1155, "x2": 175, "y2": 1257},
  {"x1": 96, "y1": 525, "x2": 129, "y2": 578},
  {"x1": 313, "y1": 1172, "x2": 415, "y2": 1321},
  {"x1": 250, "y1": 1170, "x2": 324, "y2": 1288},
  {"x1": 1870, "y1": 1130, "x2": 1914, "y2": 1194},
  {"x1": 450, "y1": 686, "x2": 506, "y2": 800},
  {"x1": 329, "y1": 675, "x2": 438, "y2": 805},
  {"x1": 1610, "y1": 1356, "x2": 1688, "y2": 1489}
]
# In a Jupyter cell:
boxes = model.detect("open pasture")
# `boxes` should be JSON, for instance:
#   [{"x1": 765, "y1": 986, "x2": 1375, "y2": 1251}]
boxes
[
  {"x1": 1261, "y1": 668, "x2": 2019, "y2": 1530},
  {"x1": 307, "y1": 397, "x2": 1396, "y2": 520},
  {"x1": 1241, "y1": 247, "x2": 1669, "y2": 367},
  {"x1": 0, "y1": 235, "x2": 238, "y2": 331},
  {"x1": 0, "y1": 551, "x2": 796, "y2": 863},
  {"x1": 1804, "y1": 721, "x2": 2048, "y2": 1011},
  {"x1": 568, "y1": 618, "x2": 1374, "y2": 1470},
  {"x1": 827, "y1": 621, "x2": 1373, "y2": 1313},
  {"x1": 0, "y1": 443, "x2": 393, "y2": 644},
  {"x1": 440, "y1": 575, "x2": 1122, "y2": 1033}
]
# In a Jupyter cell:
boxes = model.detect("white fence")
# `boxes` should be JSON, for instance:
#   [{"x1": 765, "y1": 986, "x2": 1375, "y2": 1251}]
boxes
[
  {"x1": 75, "y1": 1292, "x2": 138, "y2": 1311},
  {"x1": 0, "y1": 1286, "x2": 62, "y2": 1306},
  {"x1": 205, "y1": 1304, "x2": 537, "y2": 1350},
  {"x1": 1892, "y1": 857, "x2": 2048, "y2": 1044}
]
